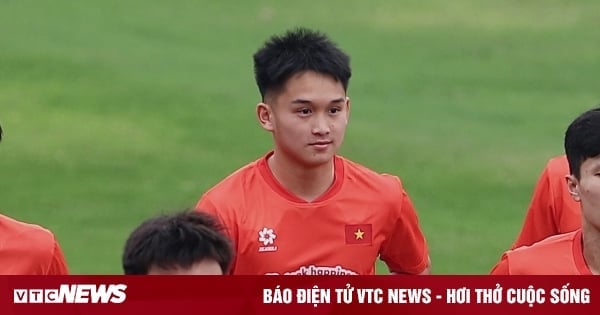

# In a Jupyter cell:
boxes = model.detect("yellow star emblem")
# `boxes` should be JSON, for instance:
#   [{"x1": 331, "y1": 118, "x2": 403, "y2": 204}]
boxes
[{"x1": 354, "y1": 228, "x2": 365, "y2": 240}]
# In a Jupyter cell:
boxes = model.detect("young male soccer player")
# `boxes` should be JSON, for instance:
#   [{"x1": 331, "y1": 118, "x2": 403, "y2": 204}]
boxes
[
  {"x1": 511, "y1": 155, "x2": 580, "y2": 248},
  {"x1": 122, "y1": 210, "x2": 233, "y2": 275},
  {"x1": 196, "y1": 28, "x2": 431, "y2": 275},
  {"x1": 0, "y1": 122, "x2": 69, "y2": 275},
  {"x1": 491, "y1": 107, "x2": 600, "y2": 274}
]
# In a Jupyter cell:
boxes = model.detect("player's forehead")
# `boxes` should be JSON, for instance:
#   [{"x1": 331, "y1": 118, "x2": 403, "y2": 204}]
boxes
[{"x1": 271, "y1": 71, "x2": 345, "y2": 104}]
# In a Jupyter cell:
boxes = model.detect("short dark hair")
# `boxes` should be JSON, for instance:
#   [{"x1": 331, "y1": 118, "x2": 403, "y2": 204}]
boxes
[
  {"x1": 0, "y1": 121, "x2": 3, "y2": 142},
  {"x1": 122, "y1": 210, "x2": 233, "y2": 274},
  {"x1": 564, "y1": 107, "x2": 600, "y2": 179},
  {"x1": 253, "y1": 27, "x2": 351, "y2": 101}
]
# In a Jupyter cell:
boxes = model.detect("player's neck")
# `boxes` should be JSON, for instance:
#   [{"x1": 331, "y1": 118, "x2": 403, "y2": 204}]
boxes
[
  {"x1": 267, "y1": 152, "x2": 335, "y2": 202},
  {"x1": 582, "y1": 222, "x2": 600, "y2": 275}
]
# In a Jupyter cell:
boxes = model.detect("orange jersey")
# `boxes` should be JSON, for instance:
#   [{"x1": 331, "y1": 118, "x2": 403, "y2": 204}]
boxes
[
  {"x1": 0, "y1": 214, "x2": 69, "y2": 275},
  {"x1": 196, "y1": 152, "x2": 429, "y2": 275},
  {"x1": 512, "y1": 155, "x2": 581, "y2": 248},
  {"x1": 492, "y1": 230, "x2": 591, "y2": 275}
]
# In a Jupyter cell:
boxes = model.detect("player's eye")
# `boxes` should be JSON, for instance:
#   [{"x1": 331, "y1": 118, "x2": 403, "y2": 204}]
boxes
[{"x1": 298, "y1": 108, "x2": 311, "y2": 115}]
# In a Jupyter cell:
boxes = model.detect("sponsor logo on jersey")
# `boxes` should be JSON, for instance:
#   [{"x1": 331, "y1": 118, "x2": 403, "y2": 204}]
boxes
[
  {"x1": 258, "y1": 226, "x2": 278, "y2": 252},
  {"x1": 265, "y1": 265, "x2": 358, "y2": 275}
]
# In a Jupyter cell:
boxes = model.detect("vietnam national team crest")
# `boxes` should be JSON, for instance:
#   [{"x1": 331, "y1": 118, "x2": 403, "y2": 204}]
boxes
[{"x1": 258, "y1": 227, "x2": 278, "y2": 252}]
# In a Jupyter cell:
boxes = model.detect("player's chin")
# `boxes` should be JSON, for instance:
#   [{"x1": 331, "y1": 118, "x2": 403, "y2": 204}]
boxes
[{"x1": 304, "y1": 151, "x2": 335, "y2": 165}]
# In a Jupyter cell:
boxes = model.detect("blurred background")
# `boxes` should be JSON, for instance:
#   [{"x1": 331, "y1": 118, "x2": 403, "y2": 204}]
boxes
[{"x1": 0, "y1": 0, "x2": 599, "y2": 274}]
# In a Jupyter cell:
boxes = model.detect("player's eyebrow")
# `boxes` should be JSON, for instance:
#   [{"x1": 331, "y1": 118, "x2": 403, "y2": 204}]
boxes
[
  {"x1": 291, "y1": 97, "x2": 346, "y2": 105},
  {"x1": 329, "y1": 97, "x2": 346, "y2": 104},
  {"x1": 291, "y1": 98, "x2": 311, "y2": 104}
]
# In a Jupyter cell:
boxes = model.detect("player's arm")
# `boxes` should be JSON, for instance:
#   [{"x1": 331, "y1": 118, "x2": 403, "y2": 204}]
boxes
[
  {"x1": 512, "y1": 164, "x2": 558, "y2": 249},
  {"x1": 46, "y1": 240, "x2": 69, "y2": 275},
  {"x1": 490, "y1": 253, "x2": 510, "y2": 275},
  {"x1": 380, "y1": 186, "x2": 431, "y2": 275},
  {"x1": 390, "y1": 256, "x2": 431, "y2": 275}
]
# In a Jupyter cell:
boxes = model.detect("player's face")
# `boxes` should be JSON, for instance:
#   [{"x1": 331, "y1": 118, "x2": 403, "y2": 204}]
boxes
[
  {"x1": 147, "y1": 259, "x2": 223, "y2": 275},
  {"x1": 259, "y1": 71, "x2": 350, "y2": 167},
  {"x1": 567, "y1": 155, "x2": 600, "y2": 230}
]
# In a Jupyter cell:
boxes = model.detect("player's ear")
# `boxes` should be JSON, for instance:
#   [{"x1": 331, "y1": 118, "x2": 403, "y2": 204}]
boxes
[
  {"x1": 566, "y1": 174, "x2": 581, "y2": 202},
  {"x1": 345, "y1": 96, "x2": 351, "y2": 124},
  {"x1": 257, "y1": 102, "x2": 274, "y2": 131}
]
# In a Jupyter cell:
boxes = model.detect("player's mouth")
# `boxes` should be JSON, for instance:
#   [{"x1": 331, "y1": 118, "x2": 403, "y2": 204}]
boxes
[{"x1": 309, "y1": 140, "x2": 333, "y2": 150}]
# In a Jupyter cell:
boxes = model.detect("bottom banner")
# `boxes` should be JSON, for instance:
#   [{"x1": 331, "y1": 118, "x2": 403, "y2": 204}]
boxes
[{"x1": 0, "y1": 276, "x2": 594, "y2": 315}]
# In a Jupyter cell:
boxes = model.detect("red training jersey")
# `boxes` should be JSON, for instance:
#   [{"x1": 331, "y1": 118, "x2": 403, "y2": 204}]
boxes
[
  {"x1": 492, "y1": 230, "x2": 591, "y2": 275},
  {"x1": 0, "y1": 214, "x2": 69, "y2": 275},
  {"x1": 196, "y1": 152, "x2": 429, "y2": 275},
  {"x1": 512, "y1": 155, "x2": 581, "y2": 248}
]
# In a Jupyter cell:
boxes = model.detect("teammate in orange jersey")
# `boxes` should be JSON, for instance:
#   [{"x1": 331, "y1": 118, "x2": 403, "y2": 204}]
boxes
[
  {"x1": 511, "y1": 155, "x2": 580, "y2": 248},
  {"x1": 0, "y1": 122, "x2": 69, "y2": 275},
  {"x1": 491, "y1": 107, "x2": 600, "y2": 274},
  {"x1": 196, "y1": 28, "x2": 430, "y2": 275},
  {"x1": 122, "y1": 210, "x2": 233, "y2": 275}
]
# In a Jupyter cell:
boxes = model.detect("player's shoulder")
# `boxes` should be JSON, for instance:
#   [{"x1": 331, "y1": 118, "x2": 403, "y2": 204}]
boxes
[
  {"x1": 0, "y1": 214, "x2": 55, "y2": 240},
  {"x1": 201, "y1": 156, "x2": 263, "y2": 200},
  {"x1": 504, "y1": 230, "x2": 579, "y2": 274},
  {"x1": 338, "y1": 156, "x2": 404, "y2": 193},
  {"x1": 508, "y1": 230, "x2": 576, "y2": 259},
  {"x1": 0, "y1": 214, "x2": 57, "y2": 257},
  {"x1": 545, "y1": 155, "x2": 569, "y2": 175}
]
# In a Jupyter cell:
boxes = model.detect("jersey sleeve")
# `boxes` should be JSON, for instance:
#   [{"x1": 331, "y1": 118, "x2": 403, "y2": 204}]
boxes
[
  {"x1": 196, "y1": 196, "x2": 221, "y2": 222},
  {"x1": 46, "y1": 240, "x2": 69, "y2": 275},
  {"x1": 196, "y1": 195, "x2": 239, "y2": 273},
  {"x1": 490, "y1": 253, "x2": 510, "y2": 275},
  {"x1": 512, "y1": 164, "x2": 559, "y2": 248},
  {"x1": 379, "y1": 187, "x2": 429, "y2": 274}
]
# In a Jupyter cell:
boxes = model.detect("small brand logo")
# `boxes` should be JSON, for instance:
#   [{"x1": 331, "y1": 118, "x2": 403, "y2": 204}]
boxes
[{"x1": 258, "y1": 227, "x2": 278, "y2": 252}]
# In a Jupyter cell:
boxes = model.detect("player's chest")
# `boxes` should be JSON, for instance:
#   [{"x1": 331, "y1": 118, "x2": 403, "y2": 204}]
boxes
[{"x1": 236, "y1": 205, "x2": 388, "y2": 257}]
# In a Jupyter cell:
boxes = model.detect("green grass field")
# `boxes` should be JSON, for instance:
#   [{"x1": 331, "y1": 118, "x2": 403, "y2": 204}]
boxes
[{"x1": 1, "y1": 0, "x2": 599, "y2": 274}]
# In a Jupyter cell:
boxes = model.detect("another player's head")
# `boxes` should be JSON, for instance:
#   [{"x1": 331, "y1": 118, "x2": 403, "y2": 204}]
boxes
[
  {"x1": 122, "y1": 210, "x2": 233, "y2": 275},
  {"x1": 0, "y1": 121, "x2": 3, "y2": 142},
  {"x1": 564, "y1": 107, "x2": 600, "y2": 228},
  {"x1": 565, "y1": 107, "x2": 600, "y2": 179},
  {"x1": 254, "y1": 27, "x2": 352, "y2": 167},
  {"x1": 253, "y1": 27, "x2": 351, "y2": 101}
]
